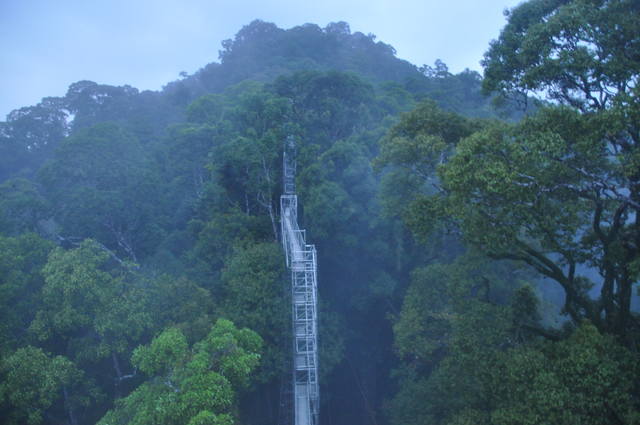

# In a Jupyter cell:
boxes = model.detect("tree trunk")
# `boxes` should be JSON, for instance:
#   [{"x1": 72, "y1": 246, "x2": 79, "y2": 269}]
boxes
[{"x1": 63, "y1": 386, "x2": 78, "y2": 425}]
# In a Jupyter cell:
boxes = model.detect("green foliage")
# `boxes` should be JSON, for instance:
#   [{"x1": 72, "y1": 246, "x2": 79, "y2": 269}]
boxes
[
  {"x1": 389, "y1": 256, "x2": 640, "y2": 425},
  {"x1": 382, "y1": 2, "x2": 640, "y2": 424},
  {"x1": 388, "y1": 254, "x2": 519, "y2": 425},
  {"x1": 219, "y1": 243, "x2": 286, "y2": 382},
  {"x1": 188, "y1": 411, "x2": 233, "y2": 425},
  {"x1": 273, "y1": 70, "x2": 376, "y2": 147},
  {"x1": 491, "y1": 323, "x2": 640, "y2": 425},
  {"x1": 145, "y1": 274, "x2": 215, "y2": 343},
  {"x1": 483, "y1": 0, "x2": 640, "y2": 112},
  {"x1": 38, "y1": 122, "x2": 165, "y2": 260},
  {"x1": 196, "y1": 319, "x2": 263, "y2": 388},
  {"x1": 406, "y1": 64, "x2": 516, "y2": 119},
  {"x1": 0, "y1": 346, "x2": 89, "y2": 425},
  {"x1": 99, "y1": 320, "x2": 261, "y2": 425},
  {"x1": 31, "y1": 240, "x2": 152, "y2": 364},
  {"x1": 0, "y1": 178, "x2": 49, "y2": 235},
  {"x1": 195, "y1": 20, "x2": 418, "y2": 93},
  {"x1": 393, "y1": 263, "x2": 452, "y2": 364},
  {"x1": 4, "y1": 12, "x2": 633, "y2": 425},
  {"x1": 0, "y1": 97, "x2": 69, "y2": 180},
  {"x1": 479, "y1": 0, "x2": 640, "y2": 340},
  {"x1": 65, "y1": 81, "x2": 141, "y2": 131},
  {"x1": 0, "y1": 233, "x2": 53, "y2": 352},
  {"x1": 185, "y1": 84, "x2": 293, "y2": 274},
  {"x1": 374, "y1": 99, "x2": 478, "y2": 220},
  {"x1": 379, "y1": 97, "x2": 639, "y2": 339},
  {"x1": 132, "y1": 327, "x2": 189, "y2": 376}
]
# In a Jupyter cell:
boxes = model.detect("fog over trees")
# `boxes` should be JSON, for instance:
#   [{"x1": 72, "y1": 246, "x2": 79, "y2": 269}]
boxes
[{"x1": 1, "y1": 1, "x2": 639, "y2": 425}]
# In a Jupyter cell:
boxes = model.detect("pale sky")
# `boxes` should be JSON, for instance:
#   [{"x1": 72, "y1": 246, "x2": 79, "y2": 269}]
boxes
[{"x1": 0, "y1": 0, "x2": 522, "y2": 119}]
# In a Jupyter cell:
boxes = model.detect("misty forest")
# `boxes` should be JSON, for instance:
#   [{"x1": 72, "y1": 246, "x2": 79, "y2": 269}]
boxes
[{"x1": 1, "y1": 1, "x2": 640, "y2": 424}]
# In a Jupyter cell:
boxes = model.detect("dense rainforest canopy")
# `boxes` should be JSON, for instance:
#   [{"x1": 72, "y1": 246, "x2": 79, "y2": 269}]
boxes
[{"x1": 1, "y1": 1, "x2": 639, "y2": 425}]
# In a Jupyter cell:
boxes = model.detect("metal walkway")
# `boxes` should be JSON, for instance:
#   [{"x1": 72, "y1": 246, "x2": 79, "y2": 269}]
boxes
[{"x1": 280, "y1": 137, "x2": 320, "y2": 425}]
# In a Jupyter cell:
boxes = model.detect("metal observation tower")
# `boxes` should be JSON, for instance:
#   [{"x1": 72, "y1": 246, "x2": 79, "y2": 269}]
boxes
[{"x1": 280, "y1": 136, "x2": 320, "y2": 425}]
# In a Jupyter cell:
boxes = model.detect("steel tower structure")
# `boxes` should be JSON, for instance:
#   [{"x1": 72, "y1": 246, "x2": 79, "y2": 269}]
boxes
[{"x1": 280, "y1": 136, "x2": 320, "y2": 425}]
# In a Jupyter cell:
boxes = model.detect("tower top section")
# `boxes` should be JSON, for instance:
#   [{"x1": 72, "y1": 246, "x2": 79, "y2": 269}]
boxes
[{"x1": 283, "y1": 135, "x2": 296, "y2": 195}]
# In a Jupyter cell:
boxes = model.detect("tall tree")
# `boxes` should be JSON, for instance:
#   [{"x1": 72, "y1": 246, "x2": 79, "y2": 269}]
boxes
[
  {"x1": 97, "y1": 319, "x2": 262, "y2": 425},
  {"x1": 0, "y1": 233, "x2": 53, "y2": 352},
  {"x1": 0, "y1": 346, "x2": 92, "y2": 425},
  {"x1": 38, "y1": 123, "x2": 164, "y2": 261},
  {"x1": 379, "y1": 0, "x2": 640, "y2": 345},
  {"x1": 30, "y1": 240, "x2": 152, "y2": 387},
  {"x1": 0, "y1": 179, "x2": 49, "y2": 235},
  {"x1": 482, "y1": 0, "x2": 640, "y2": 115},
  {"x1": 0, "y1": 97, "x2": 69, "y2": 180}
]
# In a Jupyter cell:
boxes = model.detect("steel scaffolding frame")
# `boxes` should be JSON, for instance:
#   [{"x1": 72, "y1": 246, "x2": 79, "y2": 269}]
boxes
[{"x1": 280, "y1": 140, "x2": 320, "y2": 425}]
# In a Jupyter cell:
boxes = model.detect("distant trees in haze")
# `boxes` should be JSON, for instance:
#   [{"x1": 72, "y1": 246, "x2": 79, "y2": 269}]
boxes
[{"x1": 1, "y1": 2, "x2": 638, "y2": 424}]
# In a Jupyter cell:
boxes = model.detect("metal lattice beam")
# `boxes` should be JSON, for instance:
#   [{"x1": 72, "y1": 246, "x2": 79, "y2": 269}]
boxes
[{"x1": 280, "y1": 136, "x2": 320, "y2": 425}]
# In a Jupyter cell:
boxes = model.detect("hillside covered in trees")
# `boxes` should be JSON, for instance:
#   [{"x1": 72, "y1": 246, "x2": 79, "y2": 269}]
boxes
[{"x1": 1, "y1": 1, "x2": 639, "y2": 424}]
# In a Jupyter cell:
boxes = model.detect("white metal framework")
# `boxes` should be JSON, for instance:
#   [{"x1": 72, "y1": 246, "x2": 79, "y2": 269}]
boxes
[{"x1": 280, "y1": 139, "x2": 320, "y2": 425}]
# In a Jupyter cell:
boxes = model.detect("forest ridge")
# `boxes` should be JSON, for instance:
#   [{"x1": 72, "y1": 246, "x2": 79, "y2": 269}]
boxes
[{"x1": 1, "y1": 1, "x2": 639, "y2": 425}]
